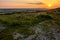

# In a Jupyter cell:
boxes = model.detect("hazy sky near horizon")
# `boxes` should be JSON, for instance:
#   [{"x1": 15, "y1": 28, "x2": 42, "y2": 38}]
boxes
[{"x1": 0, "y1": 0, "x2": 60, "y2": 8}]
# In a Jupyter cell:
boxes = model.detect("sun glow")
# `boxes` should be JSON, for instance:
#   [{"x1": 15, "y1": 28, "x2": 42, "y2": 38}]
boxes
[
  {"x1": 45, "y1": 4, "x2": 53, "y2": 9},
  {"x1": 48, "y1": 4, "x2": 52, "y2": 7}
]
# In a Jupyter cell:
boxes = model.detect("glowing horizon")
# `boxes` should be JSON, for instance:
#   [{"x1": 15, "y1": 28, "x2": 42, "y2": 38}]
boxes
[{"x1": 0, "y1": 0, "x2": 60, "y2": 9}]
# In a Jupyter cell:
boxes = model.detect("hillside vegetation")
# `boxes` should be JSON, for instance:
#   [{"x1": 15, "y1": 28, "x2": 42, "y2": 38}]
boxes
[{"x1": 0, "y1": 8, "x2": 60, "y2": 40}]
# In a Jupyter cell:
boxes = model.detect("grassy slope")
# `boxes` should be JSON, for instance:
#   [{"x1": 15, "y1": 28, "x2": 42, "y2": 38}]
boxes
[{"x1": 0, "y1": 9, "x2": 60, "y2": 40}]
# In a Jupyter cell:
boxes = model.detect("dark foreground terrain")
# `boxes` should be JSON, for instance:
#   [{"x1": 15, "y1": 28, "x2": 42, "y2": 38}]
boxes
[{"x1": 0, "y1": 8, "x2": 60, "y2": 40}]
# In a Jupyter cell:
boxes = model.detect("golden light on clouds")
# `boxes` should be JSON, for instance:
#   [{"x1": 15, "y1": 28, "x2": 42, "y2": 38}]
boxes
[{"x1": 0, "y1": 0, "x2": 60, "y2": 9}]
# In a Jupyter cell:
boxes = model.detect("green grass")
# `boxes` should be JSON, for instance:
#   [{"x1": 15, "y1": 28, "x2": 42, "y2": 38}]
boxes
[{"x1": 0, "y1": 10, "x2": 60, "y2": 40}]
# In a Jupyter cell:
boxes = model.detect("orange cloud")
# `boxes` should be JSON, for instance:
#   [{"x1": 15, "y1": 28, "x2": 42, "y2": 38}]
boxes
[{"x1": 0, "y1": 0, "x2": 60, "y2": 9}]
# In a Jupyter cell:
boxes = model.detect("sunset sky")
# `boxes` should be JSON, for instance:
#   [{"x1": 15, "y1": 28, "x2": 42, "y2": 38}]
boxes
[{"x1": 0, "y1": 0, "x2": 60, "y2": 9}]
